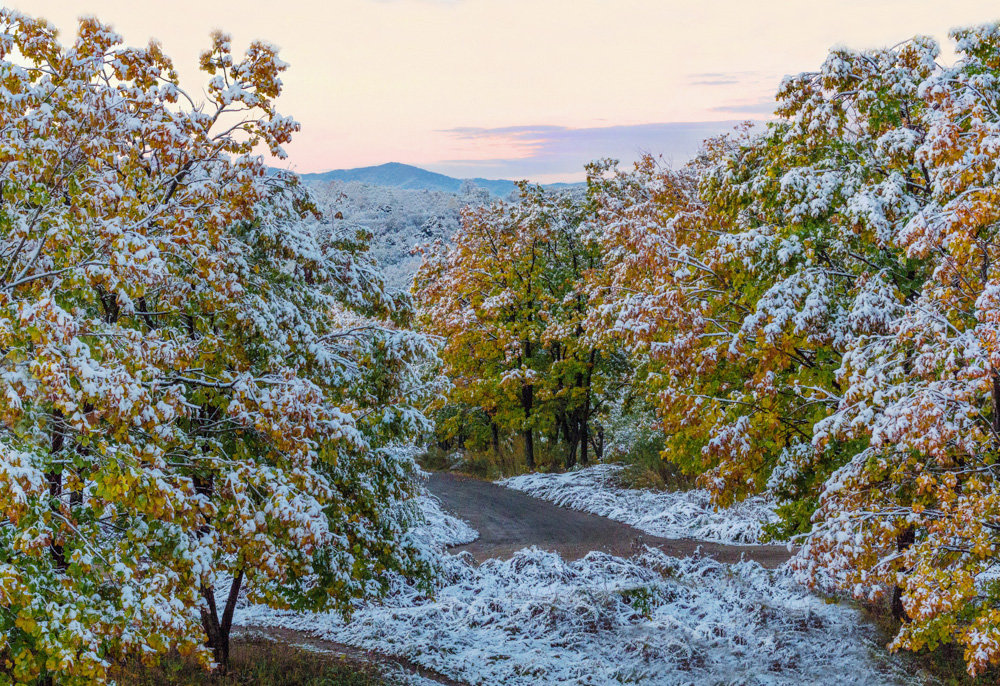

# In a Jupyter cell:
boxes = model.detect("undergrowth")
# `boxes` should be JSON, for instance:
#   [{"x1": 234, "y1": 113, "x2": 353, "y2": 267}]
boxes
[
  {"x1": 421, "y1": 429, "x2": 694, "y2": 493},
  {"x1": 420, "y1": 438, "x2": 570, "y2": 480},
  {"x1": 110, "y1": 637, "x2": 387, "y2": 685},
  {"x1": 860, "y1": 596, "x2": 1000, "y2": 685}
]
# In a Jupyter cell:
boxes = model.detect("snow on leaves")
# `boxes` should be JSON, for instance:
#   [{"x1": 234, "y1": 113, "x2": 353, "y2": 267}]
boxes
[
  {"x1": 579, "y1": 21, "x2": 1000, "y2": 676},
  {"x1": 0, "y1": 11, "x2": 437, "y2": 684}
]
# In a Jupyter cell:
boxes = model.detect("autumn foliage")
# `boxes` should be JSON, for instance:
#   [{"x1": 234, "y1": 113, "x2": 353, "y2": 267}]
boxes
[
  {"x1": 10, "y1": 3, "x2": 1000, "y2": 680},
  {"x1": 414, "y1": 184, "x2": 626, "y2": 472},
  {"x1": 0, "y1": 11, "x2": 435, "y2": 684}
]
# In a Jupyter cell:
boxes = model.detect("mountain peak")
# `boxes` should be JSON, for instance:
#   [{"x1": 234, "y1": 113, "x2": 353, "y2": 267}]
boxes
[{"x1": 299, "y1": 163, "x2": 528, "y2": 196}]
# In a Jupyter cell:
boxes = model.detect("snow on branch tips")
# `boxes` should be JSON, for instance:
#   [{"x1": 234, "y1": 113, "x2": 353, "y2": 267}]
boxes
[{"x1": 0, "y1": 11, "x2": 437, "y2": 684}]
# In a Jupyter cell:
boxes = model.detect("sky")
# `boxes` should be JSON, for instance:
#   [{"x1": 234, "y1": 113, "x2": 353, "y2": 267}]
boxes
[{"x1": 10, "y1": 1, "x2": 1000, "y2": 182}]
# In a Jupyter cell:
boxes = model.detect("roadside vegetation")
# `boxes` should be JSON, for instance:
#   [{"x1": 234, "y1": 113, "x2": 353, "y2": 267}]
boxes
[
  {"x1": 6, "y1": 2, "x2": 1000, "y2": 682},
  {"x1": 111, "y1": 638, "x2": 386, "y2": 686}
]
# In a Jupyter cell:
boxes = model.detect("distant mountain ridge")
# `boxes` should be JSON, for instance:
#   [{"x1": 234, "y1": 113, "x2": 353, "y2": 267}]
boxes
[{"x1": 300, "y1": 162, "x2": 578, "y2": 196}]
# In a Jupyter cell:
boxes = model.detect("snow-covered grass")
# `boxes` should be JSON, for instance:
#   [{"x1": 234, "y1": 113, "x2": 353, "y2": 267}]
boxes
[
  {"x1": 238, "y1": 494, "x2": 924, "y2": 686},
  {"x1": 500, "y1": 463, "x2": 781, "y2": 544},
  {"x1": 406, "y1": 493, "x2": 479, "y2": 549}
]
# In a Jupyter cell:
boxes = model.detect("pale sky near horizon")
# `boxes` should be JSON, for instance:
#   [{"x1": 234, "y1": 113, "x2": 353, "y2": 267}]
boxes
[{"x1": 9, "y1": 1, "x2": 1000, "y2": 182}]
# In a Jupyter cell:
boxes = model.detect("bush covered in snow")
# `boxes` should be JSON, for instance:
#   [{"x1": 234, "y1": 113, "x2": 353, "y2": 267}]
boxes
[
  {"x1": 404, "y1": 493, "x2": 479, "y2": 551},
  {"x1": 501, "y1": 464, "x2": 781, "y2": 545}
]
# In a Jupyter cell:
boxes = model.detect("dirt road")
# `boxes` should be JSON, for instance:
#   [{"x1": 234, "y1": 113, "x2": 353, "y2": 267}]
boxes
[
  {"x1": 427, "y1": 471, "x2": 790, "y2": 569},
  {"x1": 239, "y1": 473, "x2": 789, "y2": 684}
]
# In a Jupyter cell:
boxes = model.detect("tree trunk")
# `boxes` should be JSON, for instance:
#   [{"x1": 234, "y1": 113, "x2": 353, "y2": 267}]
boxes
[
  {"x1": 520, "y1": 337, "x2": 535, "y2": 470},
  {"x1": 201, "y1": 570, "x2": 244, "y2": 672},
  {"x1": 891, "y1": 527, "x2": 915, "y2": 623},
  {"x1": 890, "y1": 585, "x2": 907, "y2": 624},
  {"x1": 47, "y1": 411, "x2": 66, "y2": 570},
  {"x1": 592, "y1": 427, "x2": 604, "y2": 461},
  {"x1": 520, "y1": 383, "x2": 535, "y2": 470},
  {"x1": 561, "y1": 413, "x2": 577, "y2": 469},
  {"x1": 580, "y1": 350, "x2": 596, "y2": 467},
  {"x1": 491, "y1": 421, "x2": 501, "y2": 456}
]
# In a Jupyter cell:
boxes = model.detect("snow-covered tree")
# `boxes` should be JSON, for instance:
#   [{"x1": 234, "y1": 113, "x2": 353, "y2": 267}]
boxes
[
  {"x1": 415, "y1": 185, "x2": 619, "y2": 470},
  {"x1": 798, "y1": 24, "x2": 1000, "y2": 674},
  {"x1": 586, "y1": 30, "x2": 938, "y2": 534},
  {"x1": 585, "y1": 23, "x2": 1000, "y2": 674},
  {"x1": 0, "y1": 12, "x2": 436, "y2": 683}
]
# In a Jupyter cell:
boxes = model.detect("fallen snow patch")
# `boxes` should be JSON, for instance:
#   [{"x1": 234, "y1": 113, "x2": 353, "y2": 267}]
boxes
[
  {"x1": 407, "y1": 493, "x2": 479, "y2": 550},
  {"x1": 238, "y1": 494, "x2": 920, "y2": 685},
  {"x1": 239, "y1": 547, "x2": 917, "y2": 685},
  {"x1": 500, "y1": 464, "x2": 780, "y2": 544}
]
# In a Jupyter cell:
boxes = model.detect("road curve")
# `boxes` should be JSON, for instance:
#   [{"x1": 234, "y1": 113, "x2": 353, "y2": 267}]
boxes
[{"x1": 426, "y1": 471, "x2": 791, "y2": 569}]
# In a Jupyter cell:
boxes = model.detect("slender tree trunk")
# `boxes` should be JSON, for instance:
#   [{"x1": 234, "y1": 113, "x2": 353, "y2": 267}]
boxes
[
  {"x1": 47, "y1": 411, "x2": 66, "y2": 570},
  {"x1": 201, "y1": 570, "x2": 245, "y2": 671},
  {"x1": 69, "y1": 407, "x2": 91, "y2": 511},
  {"x1": 891, "y1": 527, "x2": 915, "y2": 622},
  {"x1": 579, "y1": 401, "x2": 591, "y2": 467},
  {"x1": 491, "y1": 421, "x2": 501, "y2": 456},
  {"x1": 520, "y1": 337, "x2": 535, "y2": 470},
  {"x1": 580, "y1": 350, "x2": 596, "y2": 467},
  {"x1": 593, "y1": 427, "x2": 604, "y2": 461},
  {"x1": 520, "y1": 385, "x2": 535, "y2": 470}
]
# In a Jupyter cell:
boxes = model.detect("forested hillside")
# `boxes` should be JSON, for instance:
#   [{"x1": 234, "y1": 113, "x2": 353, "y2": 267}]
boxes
[
  {"x1": 301, "y1": 162, "x2": 521, "y2": 196},
  {"x1": 301, "y1": 171, "x2": 583, "y2": 292},
  {"x1": 303, "y1": 180, "x2": 489, "y2": 290}
]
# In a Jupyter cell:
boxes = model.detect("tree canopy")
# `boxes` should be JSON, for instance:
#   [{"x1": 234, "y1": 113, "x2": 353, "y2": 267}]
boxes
[
  {"x1": 12, "y1": 5, "x2": 1000, "y2": 681},
  {"x1": 0, "y1": 11, "x2": 436, "y2": 684},
  {"x1": 415, "y1": 185, "x2": 625, "y2": 471}
]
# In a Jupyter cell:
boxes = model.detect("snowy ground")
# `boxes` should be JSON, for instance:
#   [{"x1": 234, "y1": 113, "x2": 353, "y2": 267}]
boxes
[
  {"x1": 406, "y1": 493, "x2": 479, "y2": 549},
  {"x1": 501, "y1": 464, "x2": 780, "y2": 544},
  {"x1": 237, "y1": 482, "x2": 927, "y2": 685}
]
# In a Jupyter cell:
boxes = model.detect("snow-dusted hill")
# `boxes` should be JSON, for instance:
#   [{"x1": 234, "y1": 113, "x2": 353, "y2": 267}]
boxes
[
  {"x1": 301, "y1": 162, "x2": 583, "y2": 196},
  {"x1": 301, "y1": 166, "x2": 585, "y2": 292},
  {"x1": 304, "y1": 179, "x2": 482, "y2": 291}
]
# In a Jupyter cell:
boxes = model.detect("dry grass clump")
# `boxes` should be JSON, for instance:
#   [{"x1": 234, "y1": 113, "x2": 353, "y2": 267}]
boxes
[{"x1": 111, "y1": 636, "x2": 386, "y2": 686}]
